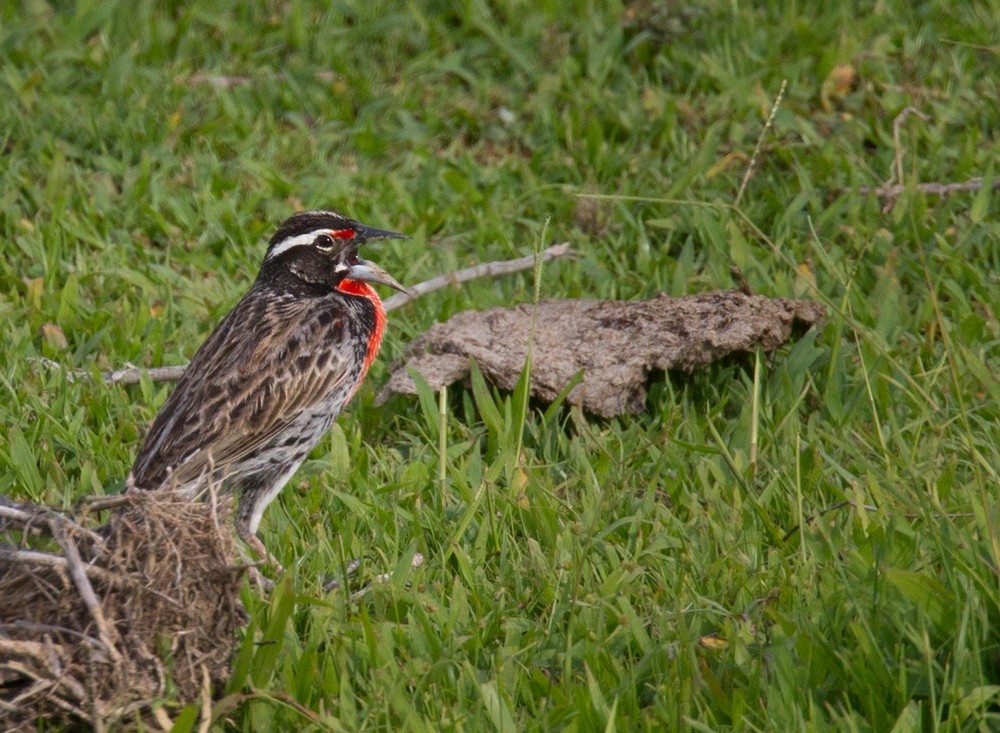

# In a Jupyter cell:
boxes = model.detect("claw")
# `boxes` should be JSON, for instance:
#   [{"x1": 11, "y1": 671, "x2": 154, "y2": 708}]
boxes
[
  {"x1": 236, "y1": 528, "x2": 284, "y2": 591},
  {"x1": 244, "y1": 533, "x2": 285, "y2": 575}
]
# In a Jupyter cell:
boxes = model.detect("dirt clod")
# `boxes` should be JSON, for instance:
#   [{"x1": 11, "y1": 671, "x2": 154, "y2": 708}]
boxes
[{"x1": 381, "y1": 291, "x2": 826, "y2": 417}]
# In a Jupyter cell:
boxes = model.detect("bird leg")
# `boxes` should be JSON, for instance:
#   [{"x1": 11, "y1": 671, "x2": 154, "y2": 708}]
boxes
[
  {"x1": 244, "y1": 532, "x2": 286, "y2": 574},
  {"x1": 235, "y1": 525, "x2": 285, "y2": 591}
]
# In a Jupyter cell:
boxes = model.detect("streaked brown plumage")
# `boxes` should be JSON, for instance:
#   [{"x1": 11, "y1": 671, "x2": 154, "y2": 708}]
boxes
[{"x1": 127, "y1": 210, "x2": 407, "y2": 566}]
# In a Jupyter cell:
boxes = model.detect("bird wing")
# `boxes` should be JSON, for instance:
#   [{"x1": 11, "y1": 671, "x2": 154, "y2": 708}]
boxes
[{"x1": 130, "y1": 290, "x2": 356, "y2": 490}]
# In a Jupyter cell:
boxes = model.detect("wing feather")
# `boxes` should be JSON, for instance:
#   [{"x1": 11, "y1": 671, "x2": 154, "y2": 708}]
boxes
[{"x1": 131, "y1": 290, "x2": 353, "y2": 489}]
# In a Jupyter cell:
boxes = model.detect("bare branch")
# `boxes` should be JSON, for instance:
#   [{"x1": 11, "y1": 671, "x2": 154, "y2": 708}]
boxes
[
  {"x1": 28, "y1": 244, "x2": 574, "y2": 387},
  {"x1": 49, "y1": 522, "x2": 123, "y2": 663},
  {"x1": 868, "y1": 106, "x2": 933, "y2": 212},
  {"x1": 106, "y1": 365, "x2": 187, "y2": 386},
  {"x1": 834, "y1": 107, "x2": 996, "y2": 203},
  {"x1": 382, "y1": 242, "x2": 572, "y2": 312},
  {"x1": 891, "y1": 106, "x2": 930, "y2": 188},
  {"x1": 0, "y1": 498, "x2": 106, "y2": 546},
  {"x1": 0, "y1": 547, "x2": 120, "y2": 587},
  {"x1": 349, "y1": 551, "x2": 425, "y2": 602},
  {"x1": 0, "y1": 503, "x2": 43, "y2": 526},
  {"x1": 852, "y1": 177, "x2": 1000, "y2": 199},
  {"x1": 26, "y1": 358, "x2": 186, "y2": 387}
]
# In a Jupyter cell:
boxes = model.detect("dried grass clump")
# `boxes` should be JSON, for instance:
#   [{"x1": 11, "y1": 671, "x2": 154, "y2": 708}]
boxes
[{"x1": 0, "y1": 491, "x2": 245, "y2": 731}]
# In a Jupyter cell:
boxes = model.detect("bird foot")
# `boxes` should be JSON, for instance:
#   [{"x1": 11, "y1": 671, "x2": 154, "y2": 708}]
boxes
[
  {"x1": 247, "y1": 534, "x2": 286, "y2": 574},
  {"x1": 247, "y1": 565, "x2": 275, "y2": 592},
  {"x1": 237, "y1": 532, "x2": 283, "y2": 591}
]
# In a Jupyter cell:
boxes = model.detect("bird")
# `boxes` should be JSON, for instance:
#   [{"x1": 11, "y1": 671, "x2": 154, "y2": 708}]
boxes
[{"x1": 126, "y1": 210, "x2": 407, "y2": 571}]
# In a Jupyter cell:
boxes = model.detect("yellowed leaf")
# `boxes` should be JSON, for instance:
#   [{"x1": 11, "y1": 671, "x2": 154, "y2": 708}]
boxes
[
  {"x1": 821, "y1": 64, "x2": 856, "y2": 112},
  {"x1": 23, "y1": 276, "x2": 44, "y2": 310},
  {"x1": 511, "y1": 466, "x2": 528, "y2": 496},
  {"x1": 41, "y1": 323, "x2": 68, "y2": 350},
  {"x1": 698, "y1": 634, "x2": 728, "y2": 651},
  {"x1": 706, "y1": 151, "x2": 748, "y2": 180},
  {"x1": 642, "y1": 86, "x2": 668, "y2": 118},
  {"x1": 794, "y1": 260, "x2": 817, "y2": 298},
  {"x1": 830, "y1": 65, "x2": 856, "y2": 95}
]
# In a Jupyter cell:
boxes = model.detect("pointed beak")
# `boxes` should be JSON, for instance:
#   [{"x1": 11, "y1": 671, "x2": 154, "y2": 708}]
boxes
[
  {"x1": 348, "y1": 258, "x2": 408, "y2": 293},
  {"x1": 357, "y1": 224, "x2": 409, "y2": 242}
]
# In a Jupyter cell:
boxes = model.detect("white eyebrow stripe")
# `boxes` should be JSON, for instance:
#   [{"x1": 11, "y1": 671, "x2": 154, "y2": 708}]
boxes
[{"x1": 265, "y1": 230, "x2": 326, "y2": 260}]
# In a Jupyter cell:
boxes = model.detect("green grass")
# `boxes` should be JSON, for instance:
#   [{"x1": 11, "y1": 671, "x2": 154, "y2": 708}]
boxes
[{"x1": 2, "y1": 0, "x2": 999, "y2": 730}]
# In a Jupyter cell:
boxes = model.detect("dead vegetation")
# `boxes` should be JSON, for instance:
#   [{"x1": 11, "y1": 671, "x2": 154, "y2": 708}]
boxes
[{"x1": 0, "y1": 491, "x2": 245, "y2": 731}]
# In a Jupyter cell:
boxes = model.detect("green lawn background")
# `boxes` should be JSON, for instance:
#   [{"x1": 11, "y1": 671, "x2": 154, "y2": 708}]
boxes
[{"x1": 1, "y1": 1, "x2": 998, "y2": 730}]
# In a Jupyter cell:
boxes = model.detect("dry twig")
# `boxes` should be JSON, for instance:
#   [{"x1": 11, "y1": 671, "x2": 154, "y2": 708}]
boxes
[
  {"x1": 0, "y1": 548, "x2": 121, "y2": 587},
  {"x1": 29, "y1": 244, "x2": 574, "y2": 387},
  {"x1": 839, "y1": 106, "x2": 995, "y2": 204},
  {"x1": 322, "y1": 552, "x2": 426, "y2": 597},
  {"x1": 891, "y1": 106, "x2": 930, "y2": 188},
  {"x1": 853, "y1": 177, "x2": 1000, "y2": 199},
  {"x1": 50, "y1": 522, "x2": 122, "y2": 663},
  {"x1": 382, "y1": 242, "x2": 571, "y2": 311}
]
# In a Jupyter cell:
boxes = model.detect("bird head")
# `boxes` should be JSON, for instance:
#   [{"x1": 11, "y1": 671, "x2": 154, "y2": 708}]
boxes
[{"x1": 261, "y1": 210, "x2": 408, "y2": 293}]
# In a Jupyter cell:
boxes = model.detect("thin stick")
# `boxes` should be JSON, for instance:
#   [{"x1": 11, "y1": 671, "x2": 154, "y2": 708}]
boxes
[
  {"x1": 0, "y1": 501, "x2": 106, "y2": 546},
  {"x1": 870, "y1": 106, "x2": 932, "y2": 212},
  {"x1": 29, "y1": 244, "x2": 574, "y2": 387},
  {"x1": 48, "y1": 523, "x2": 123, "y2": 663},
  {"x1": 381, "y1": 242, "x2": 572, "y2": 311},
  {"x1": 25, "y1": 358, "x2": 188, "y2": 386},
  {"x1": 891, "y1": 106, "x2": 930, "y2": 187},
  {"x1": 0, "y1": 547, "x2": 123, "y2": 586},
  {"x1": 735, "y1": 79, "x2": 787, "y2": 206},
  {"x1": 1, "y1": 620, "x2": 105, "y2": 646},
  {"x1": 852, "y1": 177, "x2": 999, "y2": 198},
  {"x1": 0, "y1": 503, "x2": 44, "y2": 526},
  {"x1": 323, "y1": 553, "x2": 425, "y2": 595}
]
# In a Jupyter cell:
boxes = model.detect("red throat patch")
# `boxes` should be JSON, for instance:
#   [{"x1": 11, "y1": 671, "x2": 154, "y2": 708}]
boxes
[{"x1": 336, "y1": 279, "x2": 386, "y2": 375}]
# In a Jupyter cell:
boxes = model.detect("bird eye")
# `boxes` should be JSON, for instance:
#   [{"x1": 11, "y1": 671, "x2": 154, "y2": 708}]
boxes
[
  {"x1": 315, "y1": 234, "x2": 336, "y2": 251},
  {"x1": 347, "y1": 251, "x2": 360, "y2": 266}
]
